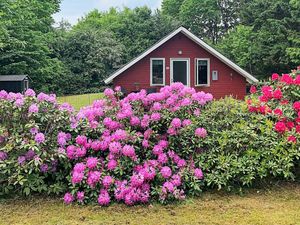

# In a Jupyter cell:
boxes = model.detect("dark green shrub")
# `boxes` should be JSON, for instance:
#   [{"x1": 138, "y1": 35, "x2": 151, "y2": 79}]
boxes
[{"x1": 192, "y1": 97, "x2": 300, "y2": 190}]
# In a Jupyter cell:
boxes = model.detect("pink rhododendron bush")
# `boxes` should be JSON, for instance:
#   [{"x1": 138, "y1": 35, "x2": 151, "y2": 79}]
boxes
[
  {"x1": 0, "y1": 89, "x2": 75, "y2": 195},
  {"x1": 247, "y1": 66, "x2": 300, "y2": 143},
  {"x1": 63, "y1": 83, "x2": 213, "y2": 205}
]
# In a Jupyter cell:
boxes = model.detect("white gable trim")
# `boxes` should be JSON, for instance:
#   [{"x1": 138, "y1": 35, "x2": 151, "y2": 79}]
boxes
[{"x1": 104, "y1": 27, "x2": 258, "y2": 84}]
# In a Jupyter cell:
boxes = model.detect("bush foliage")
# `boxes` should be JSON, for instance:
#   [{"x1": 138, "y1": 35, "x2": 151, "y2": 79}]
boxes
[
  {"x1": 194, "y1": 97, "x2": 299, "y2": 190},
  {"x1": 0, "y1": 89, "x2": 75, "y2": 195},
  {"x1": 0, "y1": 68, "x2": 299, "y2": 205}
]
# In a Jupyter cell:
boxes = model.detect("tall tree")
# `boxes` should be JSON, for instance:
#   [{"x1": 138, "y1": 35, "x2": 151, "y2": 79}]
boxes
[
  {"x1": 179, "y1": 0, "x2": 241, "y2": 44},
  {"x1": 0, "y1": 0, "x2": 67, "y2": 93},
  {"x1": 74, "y1": 7, "x2": 180, "y2": 61},
  {"x1": 217, "y1": 25, "x2": 256, "y2": 74},
  {"x1": 162, "y1": 0, "x2": 185, "y2": 18},
  {"x1": 219, "y1": 0, "x2": 300, "y2": 78},
  {"x1": 55, "y1": 28, "x2": 125, "y2": 94}
]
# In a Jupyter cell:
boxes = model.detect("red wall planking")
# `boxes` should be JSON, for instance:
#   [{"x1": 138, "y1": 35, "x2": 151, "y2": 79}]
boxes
[{"x1": 113, "y1": 32, "x2": 247, "y2": 100}]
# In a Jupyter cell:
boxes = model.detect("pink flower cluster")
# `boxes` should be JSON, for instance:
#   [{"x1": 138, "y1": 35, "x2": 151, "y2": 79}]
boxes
[
  {"x1": 248, "y1": 68, "x2": 300, "y2": 143},
  {"x1": 63, "y1": 83, "x2": 212, "y2": 205}
]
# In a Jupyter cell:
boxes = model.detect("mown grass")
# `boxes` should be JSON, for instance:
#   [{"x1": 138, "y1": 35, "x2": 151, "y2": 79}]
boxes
[
  {"x1": 1, "y1": 183, "x2": 300, "y2": 225},
  {"x1": 57, "y1": 93, "x2": 103, "y2": 110}
]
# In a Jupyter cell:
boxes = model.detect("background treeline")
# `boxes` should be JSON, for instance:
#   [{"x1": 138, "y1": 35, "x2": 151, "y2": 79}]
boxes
[{"x1": 0, "y1": 0, "x2": 299, "y2": 95}]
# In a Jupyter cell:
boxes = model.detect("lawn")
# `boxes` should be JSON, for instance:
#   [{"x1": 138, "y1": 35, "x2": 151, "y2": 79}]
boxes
[
  {"x1": 1, "y1": 183, "x2": 300, "y2": 225},
  {"x1": 57, "y1": 93, "x2": 103, "y2": 110}
]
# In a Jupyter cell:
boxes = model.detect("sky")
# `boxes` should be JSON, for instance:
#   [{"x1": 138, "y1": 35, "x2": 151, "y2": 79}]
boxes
[{"x1": 53, "y1": 0, "x2": 163, "y2": 25}]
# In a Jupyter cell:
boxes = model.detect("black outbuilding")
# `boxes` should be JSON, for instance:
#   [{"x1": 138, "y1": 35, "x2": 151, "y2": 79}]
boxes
[{"x1": 0, "y1": 75, "x2": 29, "y2": 93}]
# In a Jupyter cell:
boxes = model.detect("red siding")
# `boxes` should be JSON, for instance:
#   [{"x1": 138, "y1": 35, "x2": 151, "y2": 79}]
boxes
[{"x1": 113, "y1": 33, "x2": 247, "y2": 100}]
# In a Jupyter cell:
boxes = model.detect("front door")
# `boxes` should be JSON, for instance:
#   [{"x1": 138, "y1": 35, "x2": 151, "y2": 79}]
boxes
[{"x1": 171, "y1": 59, "x2": 189, "y2": 86}]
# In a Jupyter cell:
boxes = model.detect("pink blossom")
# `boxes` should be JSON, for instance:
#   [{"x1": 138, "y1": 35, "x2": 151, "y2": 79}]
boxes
[
  {"x1": 163, "y1": 181, "x2": 174, "y2": 193},
  {"x1": 66, "y1": 145, "x2": 77, "y2": 159},
  {"x1": 102, "y1": 175, "x2": 114, "y2": 188},
  {"x1": 131, "y1": 174, "x2": 144, "y2": 187},
  {"x1": 0, "y1": 151, "x2": 8, "y2": 161},
  {"x1": 24, "y1": 89, "x2": 35, "y2": 97},
  {"x1": 160, "y1": 166, "x2": 172, "y2": 179},
  {"x1": 122, "y1": 145, "x2": 135, "y2": 158},
  {"x1": 76, "y1": 135, "x2": 87, "y2": 146},
  {"x1": 152, "y1": 145, "x2": 163, "y2": 155},
  {"x1": 112, "y1": 129, "x2": 127, "y2": 141},
  {"x1": 87, "y1": 171, "x2": 101, "y2": 187},
  {"x1": 114, "y1": 86, "x2": 121, "y2": 92},
  {"x1": 91, "y1": 140, "x2": 101, "y2": 151},
  {"x1": 177, "y1": 159, "x2": 186, "y2": 168},
  {"x1": 14, "y1": 98, "x2": 24, "y2": 107},
  {"x1": 182, "y1": 119, "x2": 192, "y2": 127},
  {"x1": 35, "y1": 133, "x2": 45, "y2": 144},
  {"x1": 73, "y1": 163, "x2": 86, "y2": 173},
  {"x1": 152, "y1": 102, "x2": 162, "y2": 111},
  {"x1": 0, "y1": 90, "x2": 8, "y2": 99},
  {"x1": 167, "y1": 127, "x2": 177, "y2": 135},
  {"x1": 272, "y1": 73, "x2": 279, "y2": 81},
  {"x1": 142, "y1": 139, "x2": 149, "y2": 148},
  {"x1": 109, "y1": 141, "x2": 122, "y2": 154},
  {"x1": 171, "y1": 118, "x2": 181, "y2": 128},
  {"x1": 158, "y1": 140, "x2": 168, "y2": 149},
  {"x1": 150, "y1": 112, "x2": 161, "y2": 121},
  {"x1": 104, "y1": 88, "x2": 114, "y2": 97},
  {"x1": 158, "y1": 153, "x2": 168, "y2": 164},
  {"x1": 171, "y1": 174, "x2": 181, "y2": 186},
  {"x1": 107, "y1": 160, "x2": 118, "y2": 170},
  {"x1": 141, "y1": 166, "x2": 156, "y2": 180},
  {"x1": 98, "y1": 189, "x2": 110, "y2": 206},
  {"x1": 86, "y1": 157, "x2": 98, "y2": 169},
  {"x1": 195, "y1": 128, "x2": 207, "y2": 138},
  {"x1": 71, "y1": 171, "x2": 84, "y2": 184},
  {"x1": 64, "y1": 192, "x2": 74, "y2": 204},
  {"x1": 28, "y1": 104, "x2": 39, "y2": 114},
  {"x1": 193, "y1": 109, "x2": 201, "y2": 116},
  {"x1": 77, "y1": 191, "x2": 85, "y2": 202},
  {"x1": 194, "y1": 168, "x2": 204, "y2": 179},
  {"x1": 76, "y1": 147, "x2": 86, "y2": 158},
  {"x1": 130, "y1": 116, "x2": 140, "y2": 126},
  {"x1": 141, "y1": 115, "x2": 150, "y2": 128}
]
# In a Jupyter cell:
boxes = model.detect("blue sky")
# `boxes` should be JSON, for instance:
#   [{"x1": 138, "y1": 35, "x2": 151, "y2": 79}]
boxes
[{"x1": 53, "y1": 0, "x2": 163, "y2": 25}]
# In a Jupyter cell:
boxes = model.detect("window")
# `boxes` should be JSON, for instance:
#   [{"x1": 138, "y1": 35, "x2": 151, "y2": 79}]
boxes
[
  {"x1": 196, "y1": 59, "x2": 210, "y2": 86},
  {"x1": 150, "y1": 58, "x2": 165, "y2": 86}
]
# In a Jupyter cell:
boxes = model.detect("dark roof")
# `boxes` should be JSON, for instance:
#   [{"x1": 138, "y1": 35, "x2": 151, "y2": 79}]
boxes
[{"x1": 0, "y1": 75, "x2": 28, "y2": 81}]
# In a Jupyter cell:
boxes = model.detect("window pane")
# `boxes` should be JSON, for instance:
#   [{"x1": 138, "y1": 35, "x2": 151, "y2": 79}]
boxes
[
  {"x1": 173, "y1": 61, "x2": 187, "y2": 85},
  {"x1": 152, "y1": 60, "x2": 164, "y2": 85},
  {"x1": 197, "y1": 60, "x2": 208, "y2": 85}
]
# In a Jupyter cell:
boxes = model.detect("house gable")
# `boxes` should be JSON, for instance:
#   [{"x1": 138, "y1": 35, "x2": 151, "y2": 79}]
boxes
[
  {"x1": 113, "y1": 32, "x2": 249, "y2": 99},
  {"x1": 104, "y1": 27, "x2": 258, "y2": 84}
]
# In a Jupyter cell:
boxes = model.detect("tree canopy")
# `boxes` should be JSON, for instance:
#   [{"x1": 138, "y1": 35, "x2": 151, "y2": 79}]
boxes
[
  {"x1": 0, "y1": 0, "x2": 299, "y2": 94},
  {"x1": 218, "y1": 0, "x2": 300, "y2": 78}
]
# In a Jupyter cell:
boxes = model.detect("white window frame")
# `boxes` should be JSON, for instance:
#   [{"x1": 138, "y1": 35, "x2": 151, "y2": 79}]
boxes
[
  {"x1": 195, "y1": 58, "x2": 210, "y2": 87},
  {"x1": 170, "y1": 58, "x2": 190, "y2": 87},
  {"x1": 150, "y1": 58, "x2": 165, "y2": 86}
]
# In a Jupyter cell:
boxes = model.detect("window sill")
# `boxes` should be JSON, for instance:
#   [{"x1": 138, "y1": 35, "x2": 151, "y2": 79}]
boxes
[
  {"x1": 150, "y1": 84, "x2": 165, "y2": 86},
  {"x1": 195, "y1": 84, "x2": 210, "y2": 87}
]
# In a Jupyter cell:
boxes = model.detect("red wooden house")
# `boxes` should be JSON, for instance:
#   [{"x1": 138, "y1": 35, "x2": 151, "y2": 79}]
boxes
[{"x1": 104, "y1": 27, "x2": 258, "y2": 99}]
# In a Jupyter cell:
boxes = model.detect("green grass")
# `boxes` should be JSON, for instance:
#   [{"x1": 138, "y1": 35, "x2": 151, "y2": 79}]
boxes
[
  {"x1": 1, "y1": 183, "x2": 300, "y2": 225},
  {"x1": 57, "y1": 93, "x2": 104, "y2": 110}
]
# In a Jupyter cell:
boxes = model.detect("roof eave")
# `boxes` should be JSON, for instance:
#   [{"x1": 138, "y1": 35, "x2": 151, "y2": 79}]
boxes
[{"x1": 105, "y1": 27, "x2": 258, "y2": 84}]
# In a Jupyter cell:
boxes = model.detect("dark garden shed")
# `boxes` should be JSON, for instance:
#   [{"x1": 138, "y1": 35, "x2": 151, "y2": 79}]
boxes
[{"x1": 0, "y1": 75, "x2": 29, "y2": 93}]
